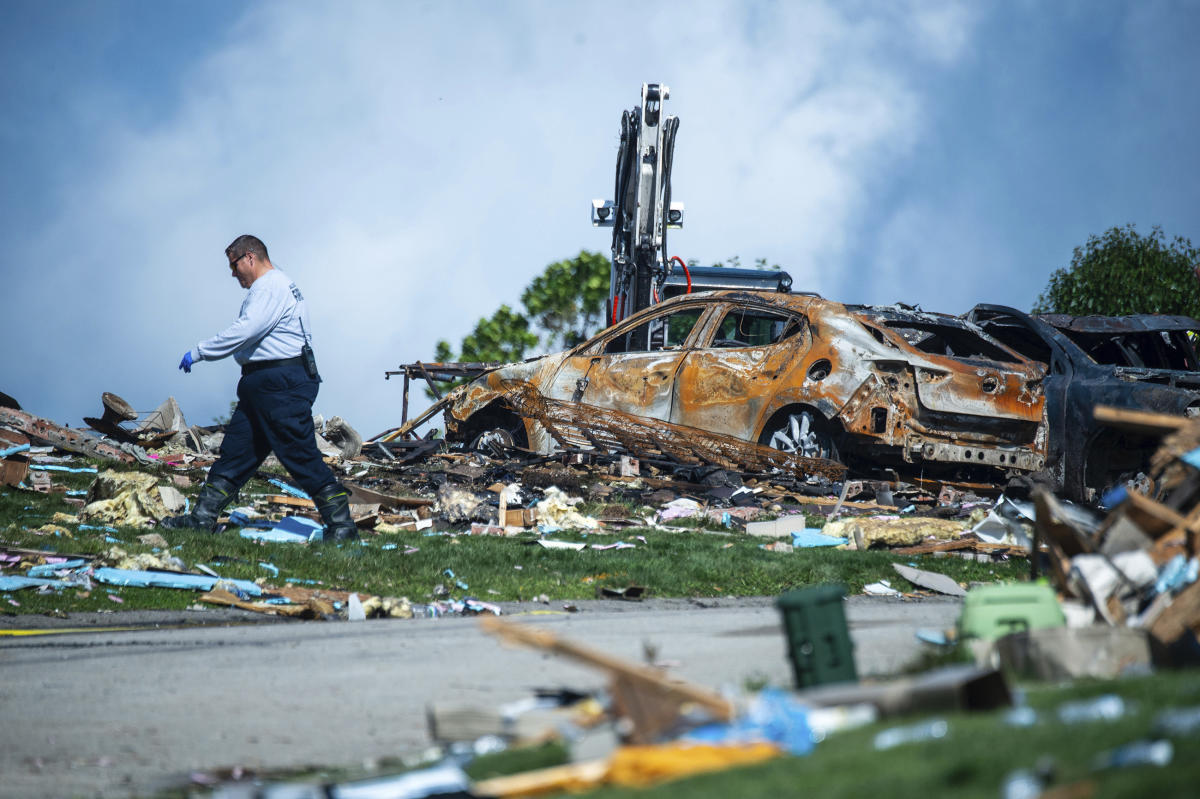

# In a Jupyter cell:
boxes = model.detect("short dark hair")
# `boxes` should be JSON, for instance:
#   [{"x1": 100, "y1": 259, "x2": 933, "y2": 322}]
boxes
[{"x1": 225, "y1": 235, "x2": 269, "y2": 262}]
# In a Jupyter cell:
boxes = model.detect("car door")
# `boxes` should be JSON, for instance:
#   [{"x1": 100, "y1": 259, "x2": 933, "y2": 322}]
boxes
[
  {"x1": 670, "y1": 302, "x2": 810, "y2": 439},
  {"x1": 542, "y1": 302, "x2": 712, "y2": 421}
]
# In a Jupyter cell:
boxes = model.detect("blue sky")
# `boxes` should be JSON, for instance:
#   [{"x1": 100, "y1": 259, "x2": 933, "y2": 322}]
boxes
[{"x1": 1, "y1": 0, "x2": 1197, "y2": 438}]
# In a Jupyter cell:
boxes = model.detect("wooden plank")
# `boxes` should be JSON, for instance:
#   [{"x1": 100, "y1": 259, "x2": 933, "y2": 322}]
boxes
[
  {"x1": 198, "y1": 588, "x2": 331, "y2": 618},
  {"x1": 267, "y1": 495, "x2": 316, "y2": 509},
  {"x1": 1093, "y1": 405, "x2": 1189, "y2": 435},
  {"x1": 477, "y1": 611, "x2": 729, "y2": 729},
  {"x1": 344, "y1": 483, "x2": 434, "y2": 508},
  {"x1": 1033, "y1": 491, "x2": 1078, "y2": 593},
  {"x1": 1148, "y1": 579, "x2": 1200, "y2": 646},
  {"x1": 1123, "y1": 490, "x2": 1200, "y2": 539}
]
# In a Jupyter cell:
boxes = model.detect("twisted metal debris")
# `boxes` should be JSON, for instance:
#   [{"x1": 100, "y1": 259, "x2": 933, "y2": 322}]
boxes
[{"x1": 500, "y1": 382, "x2": 846, "y2": 480}]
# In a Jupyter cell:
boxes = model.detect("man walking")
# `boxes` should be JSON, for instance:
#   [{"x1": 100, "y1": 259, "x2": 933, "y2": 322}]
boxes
[{"x1": 162, "y1": 234, "x2": 357, "y2": 541}]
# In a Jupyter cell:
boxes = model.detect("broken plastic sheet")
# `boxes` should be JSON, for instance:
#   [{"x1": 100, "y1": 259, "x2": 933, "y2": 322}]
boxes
[
  {"x1": 27, "y1": 559, "x2": 88, "y2": 577},
  {"x1": 93, "y1": 567, "x2": 261, "y2": 596},
  {"x1": 893, "y1": 563, "x2": 966, "y2": 596},
  {"x1": 537, "y1": 539, "x2": 587, "y2": 551},
  {"x1": 267, "y1": 477, "x2": 310, "y2": 500},
  {"x1": 657, "y1": 497, "x2": 703, "y2": 521},
  {"x1": 239, "y1": 515, "x2": 323, "y2": 543},
  {"x1": 0, "y1": 576, "x2": 55, "y2": 591},
  {"x1": 29, "y1": 464, "x2": 98, "y2": 474},
  {"x1": 863, "y1": 579, "x2": 902, "y2": 597},
  {"x1": 683, "y1": 687, "x2": 813, "y2": 756},
  {"x1": 791, "y1": 529, "x2": 847, "y2": 548}
]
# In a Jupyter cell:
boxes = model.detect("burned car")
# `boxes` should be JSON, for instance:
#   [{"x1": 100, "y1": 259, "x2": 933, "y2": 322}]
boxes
[
  {"x1": 445, "y1": 291, "x2": 1049, "y2": 484},
  {"x1": 966, "y1": 305, "x2": 1200, "y2": 500},
  {"x1": 1039, "y1": 313, "x2": 1200, "y2": 373}
]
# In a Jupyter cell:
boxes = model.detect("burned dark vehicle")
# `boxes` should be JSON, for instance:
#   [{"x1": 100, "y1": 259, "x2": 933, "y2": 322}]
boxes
[
  {"x1": 966, "y1": 305, "x2": 1200, "y2": 501},
  {"x1": 1039, "y1": 313, "x2": 1200, "y2": 374},
  {"x1": 445, "y1": 291, "x2": 1049, "y2": 485}
]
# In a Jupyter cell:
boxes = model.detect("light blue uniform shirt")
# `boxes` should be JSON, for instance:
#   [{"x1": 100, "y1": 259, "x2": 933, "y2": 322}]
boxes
[{"x1": 194, "y1": 268, "x2": 312, "y2": 366}]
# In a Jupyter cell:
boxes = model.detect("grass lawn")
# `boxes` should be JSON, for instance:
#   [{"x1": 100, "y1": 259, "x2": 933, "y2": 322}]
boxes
[{"x1": 1, "y1": 460, "x2": 1027, "y2": 616}]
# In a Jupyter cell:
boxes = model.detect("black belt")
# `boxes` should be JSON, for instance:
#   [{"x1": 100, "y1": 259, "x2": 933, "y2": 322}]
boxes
[{"x1": 242, "y1": 355, "x2": 305, "y2": 375}]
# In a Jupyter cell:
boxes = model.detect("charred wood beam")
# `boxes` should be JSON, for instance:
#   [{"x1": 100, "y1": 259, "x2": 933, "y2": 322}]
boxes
[{"x1": 0, "y1": 407, "x2": 136, "y2": 464}]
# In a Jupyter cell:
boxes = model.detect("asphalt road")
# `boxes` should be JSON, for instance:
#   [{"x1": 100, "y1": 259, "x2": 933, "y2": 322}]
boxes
[{"x1": 0, "y1": 595, "x2": 961, "y2": 798}]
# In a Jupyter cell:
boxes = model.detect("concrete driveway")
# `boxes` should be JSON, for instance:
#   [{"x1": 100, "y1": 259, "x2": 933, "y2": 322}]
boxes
[{"x1": 0, "y1": 595, "x2": 960, "y2": 798}]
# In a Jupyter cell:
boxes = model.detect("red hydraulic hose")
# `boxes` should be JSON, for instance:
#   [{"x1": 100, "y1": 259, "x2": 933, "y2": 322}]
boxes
[
  {"x1": 611, "y1": 294, "x2": 622, "y2": 326},
  {"x1": 670, "y1": 256, "x2": 692, "y2": 293}
]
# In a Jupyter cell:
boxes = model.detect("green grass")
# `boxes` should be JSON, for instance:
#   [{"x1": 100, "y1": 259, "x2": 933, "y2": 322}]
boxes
[
  {"x1": 569, "y1": 669, "x2": 1200, "y2": 799},
  {"x1": 1, "y1": 463, "x2": 1027, "y2": 617}
]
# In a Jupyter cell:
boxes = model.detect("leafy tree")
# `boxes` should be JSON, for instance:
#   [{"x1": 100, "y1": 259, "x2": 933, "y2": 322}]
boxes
[
  {"x1": 427, "y1": 252, "x2": 607, "y2": 397},
  {"x1": 1033, "y1": 225, "x2": 1200, "y2": 316},
  {"x1": 520, "y1": 251, "x2": 610, "y2": 350},
  {"x1": 429, "y1": 304, "x2": 539, "y2": 398},
  {"x1": 433, "y1": 303, "x2": 538, "y2": 367}
]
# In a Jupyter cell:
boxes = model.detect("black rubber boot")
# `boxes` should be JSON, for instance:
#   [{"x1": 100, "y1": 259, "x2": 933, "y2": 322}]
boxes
[
  {"x1": 161, "y1": 476, "x2": 238, "y2": 532},
  {"x1": 314, "y1": 483, "x2": 359, "y2": 542}
]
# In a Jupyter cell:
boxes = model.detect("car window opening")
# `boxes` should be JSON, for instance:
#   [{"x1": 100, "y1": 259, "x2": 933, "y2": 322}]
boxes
[
  {"x1": 710, "y1": 310, "x2": 804, "y2": 349},
  {"x1": 883, "y1": 321, "x2": 1017, "y2": 363},
  {"x1": 1058, "y1": 330, "x2": 1200, "y2": 371},
  {"x1": 603, "y1": 307, "x2": 705, "y2": 354}
]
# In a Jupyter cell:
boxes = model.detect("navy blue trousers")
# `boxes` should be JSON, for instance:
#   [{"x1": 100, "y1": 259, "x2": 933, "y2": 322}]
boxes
[{"x1": 208, "y1": 362, "x2": 335, "y2": 496}]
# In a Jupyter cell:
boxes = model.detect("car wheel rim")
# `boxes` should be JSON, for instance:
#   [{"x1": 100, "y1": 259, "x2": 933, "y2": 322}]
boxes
[{"x1": 769, "y1": 412, "x2": 830, "y2": 459}]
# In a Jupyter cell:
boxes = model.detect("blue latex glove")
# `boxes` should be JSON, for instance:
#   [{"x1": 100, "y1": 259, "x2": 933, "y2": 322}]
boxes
[{"x1": 178, "y1": 351, "x2": 194, "y2": 373}]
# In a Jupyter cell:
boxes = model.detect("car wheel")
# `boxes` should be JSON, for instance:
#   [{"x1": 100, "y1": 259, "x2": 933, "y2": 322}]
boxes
[
  {"x1": 765, "y1": 411, "x2": 839, "y2": 460},
  {"x1": 469, "y1": 427, "x2": 517, "y2": 454}
]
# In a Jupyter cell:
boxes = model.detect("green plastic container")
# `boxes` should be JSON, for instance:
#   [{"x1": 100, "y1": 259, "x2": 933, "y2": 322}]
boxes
[
  {"x1": 776, "y1": 583, "x2": 857, "y2": 689},
  {"x1": 958, "y1": 583, "x2": 1066, "y2": 641}
]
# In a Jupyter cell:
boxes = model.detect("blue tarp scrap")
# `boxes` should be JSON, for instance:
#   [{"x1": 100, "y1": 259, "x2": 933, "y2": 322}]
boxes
[
  {"x1": 0, "y1": 443, "x2": 30, "y2": 458},
  {"x1": 93, "y1": 567, "x2": 262, "y2": 596},
  {"x1": 29, "y1": 464, "x2": 98, "y2": 474},
  {"x1": 27, "y1": 559, "x2": 88, "y2": 577},
  {"x1": 685, "y1": 687, "x2": 815, "y2": 756},
  {"x1": 239, "y1": 515, "x2": 323, "y2": 543},
  {"x1": 227, "y1": 510, "x2": 273, "y2": 529},
  {"x1": 0, "y1": 576, "x2": 55, "y2": 591},
  {"x1": 79, "y1": 524, "x2": 118, "y2": 534},
  {"x1": 267, "y1": 478, "x2": 311, "y2": 500},
  {"x1": 1182, "y1": 446, "x2": 1200, "y2": 471},
  {"x1": 791, "y1": 529, "x2": 848, "y2": 548}
]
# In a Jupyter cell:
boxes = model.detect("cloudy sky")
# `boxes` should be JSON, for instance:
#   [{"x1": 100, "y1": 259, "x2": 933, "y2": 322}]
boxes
[{"x1": 1, "y1": 0, "x2": 1197, "y2": 438}]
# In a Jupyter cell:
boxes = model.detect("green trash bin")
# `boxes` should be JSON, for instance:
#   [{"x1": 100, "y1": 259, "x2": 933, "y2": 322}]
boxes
[
  {"x1": 958, "y1": 582, "x2": 1066, "y2": 642},
  {"x1": 776, "y1": 583, "x2": 857, "y2": 689}
]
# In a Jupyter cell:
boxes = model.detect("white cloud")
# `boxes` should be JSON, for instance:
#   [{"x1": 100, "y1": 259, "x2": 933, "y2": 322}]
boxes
[{"x1": 2, "y1": 0, "x2": 982, "y2": 435}]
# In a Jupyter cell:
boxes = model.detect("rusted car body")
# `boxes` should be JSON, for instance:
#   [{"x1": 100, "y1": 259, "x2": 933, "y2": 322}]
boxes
[
  {"x1": 446, "y1": 291, "x2": 1049, "y2": 483},
  {"x1": 966, "y1": 305, "x2": 1200, "y2": 500}
]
